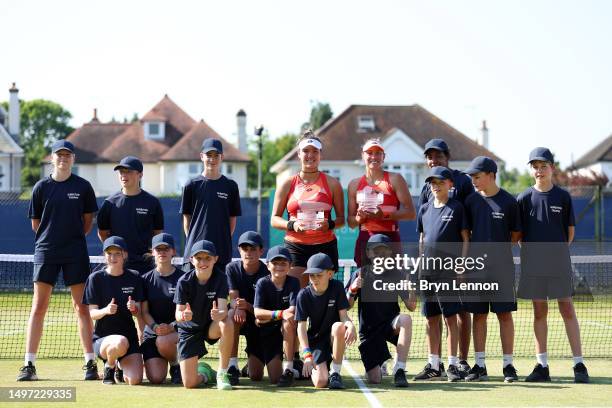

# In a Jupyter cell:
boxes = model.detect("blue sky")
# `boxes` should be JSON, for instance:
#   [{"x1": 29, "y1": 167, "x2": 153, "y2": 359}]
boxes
[{"x1": 3, "y1": 0, "x2": 611, "y2": 171}]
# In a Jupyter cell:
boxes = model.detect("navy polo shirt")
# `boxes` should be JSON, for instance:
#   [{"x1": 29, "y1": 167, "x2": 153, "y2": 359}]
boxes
[
  {"x1": 417, "y1": 169, "x2": 474, "y2": 209},
  {"x1": 82, "y1": 268, "x2": 144, "y2": 342},
  {"x1": 226, "y1": 260, "x2": 269, "y2": 304},
  {"x1": 141, "y1": 267, "x2": 184, "y2": 339},
  {"x1": 29, "y1": 174, "x2": 98, "y2": 264},
  {"x1": 180, "y1": 175, "x2": 241, "y2": 267},
  {"x1": 97, "y1": 190, "x2": 164, "y2": 262},
  {"x1": 173, "y1": 266, "x2": 229, "y2": 333},
  {"x1": 517, "y1": 186, "x2": 575, "y2": 243},
  {"x1": 295, "y1": 279, "x2": 349, "y2": 343},
  {"x1": 254, "y1": 275, "x2": 301, "y2": 333}
]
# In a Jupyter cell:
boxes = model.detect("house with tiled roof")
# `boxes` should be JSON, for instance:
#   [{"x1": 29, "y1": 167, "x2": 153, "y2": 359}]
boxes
[
  {"x1": 0, "y1": 83, "x2": 24, "y2": 193},
  {"x1": 44, "y1": 96, "x2": 251, "y2": 196},
  {"x1": 569, "y1": 134, "x2": 612, "y2": 186},
  {"x1": 271, "y1": 104, "x2": 501, "y2": 190}
]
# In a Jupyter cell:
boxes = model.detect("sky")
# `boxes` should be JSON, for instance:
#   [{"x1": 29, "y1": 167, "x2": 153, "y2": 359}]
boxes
[{"x1": 2, "y1": 0, "x2": 611, "y2": 171}]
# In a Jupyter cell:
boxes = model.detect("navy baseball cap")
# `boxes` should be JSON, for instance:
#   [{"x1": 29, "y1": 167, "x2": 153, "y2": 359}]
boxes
[
  {"x1": 425, "y1": 166, "x2": 453, "y2": 182},
  {"x1": 152, "y1": 233, "x2": 175, "y2": 249},
  {"x1": 103, "y1": 236, "x2": 127, "y2": 251},
  {"x1": 52, "y1": 140, "x2": 75, "y2": 153},
  {"x1": 201, "y1": 138, "x2": 223, "y2": 154},
  {"x1": 190, "y1": 240, "x2": 217, "y2": 257},
  {"x1": 238, "y1": 231, "x2": 264, "y2": 248},
  {"x1": 528, "y1": 147, "x2": 554, "y2": 164},
  {"x1": 114, "y1": 156, "x2": 143, "y2": 173},
  {"x1": 266, "y1": 245, "x2": 292, "y2": 263},
  {"x1": 423, "y1": 138, "x2": 449, "y2": 154},
  {"x1": 367, "y1": 234, "x2": 392, "y2": 248},
  {"x1": 464, "y1": 156, "x2": 498, "y2": 175},
  {"x1": 304, "y1": 253, "x2": 334, "y2": 274}
]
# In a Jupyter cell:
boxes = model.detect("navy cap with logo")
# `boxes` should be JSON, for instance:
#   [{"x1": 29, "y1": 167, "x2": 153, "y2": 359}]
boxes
[
  {"x1": 152, "y1": 233, "x2": 175, "y2": 249},
  {"x1": 304, "y1": 252, "x2": 334, "y2": 274},
  {"x1": 528, "y1": 147, "x2": 554, "y2": 164},
  {"x1": 201, "y1": 138, "x2": 223, "y2": 154},
  {"x1": 423, "y1": 138, "x2": 449, "y2": 154},
  {"x1": 464, "y1": 156, "x2": 498, "y2": 175},
  {"x1": 425, "y1": 166, "x2": 453, "y2": 183},
  {"x1": 190, "y1": 240, "x2": 217, "y2": 257},
  {"x1": 367, "y1": 233, "x2": 392, "y2": 249},
  {"x1": 52, "y1": 140, "x2": 75, "y2": 154},
  {"x1": 103, "y1": 236, "x2": 127, "y2": 251},
  {"x1": 114, "y1": 156, "x2": 144, "y2": 173},
  {"x1": 238, "y1": 231, "x2": 264, "y2": 248},
  {"x1": 266, "y1": 245, "x2": 292, "y2": 263}
]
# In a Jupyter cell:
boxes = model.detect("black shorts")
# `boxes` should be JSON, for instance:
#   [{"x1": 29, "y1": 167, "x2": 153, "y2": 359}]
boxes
[
  {"x1": 284, "y1": 239, "x2": 339, "y2": 270},
  {"x1": 141, "y1": 336, "x2": 163, "y2": 361},
  {"x1": 240, "y1": 319, "x2": 266, "y2": 363},
  {"x1": 518, "y1": 274, "x2": 574, "y2": 300},
  {"x1": 421, "y1": 298, "x2": 463, "y2": 318},
  {"x1": 464, "y1": 301, "x2": 517, "y2": 314},
  {"x1": 93, "y1": 335, "x2": 140, "y2": 362},
  {"x1": 258, "y1": 328, "x2": 283, "y2": 365},
  {"x1": 359, "y1": 318, "x2": 399, "y2": 372},
  {"x1": 177, "y1": 329, "x2": 219, "y2": 362},
  {"x1": 309, "y1": 336, "x2": 333, "y2": 367},
  {"x1": 33, "y1": 261, "x2": 91, "y2": 286}
]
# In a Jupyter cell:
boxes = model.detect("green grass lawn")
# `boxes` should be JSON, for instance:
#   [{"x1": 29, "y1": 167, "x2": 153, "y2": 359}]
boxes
[{"x1": 0, "y1": 358, "x2": 611, "y2": 407}]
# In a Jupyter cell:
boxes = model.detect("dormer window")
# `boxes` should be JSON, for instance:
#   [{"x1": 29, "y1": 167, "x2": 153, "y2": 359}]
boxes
[
  {"x1": 145, "y1": 121, "x2": 165, "y2": 140},
  {"x1": 357, "y1": 115, "x2": 375, "y2": 132}
]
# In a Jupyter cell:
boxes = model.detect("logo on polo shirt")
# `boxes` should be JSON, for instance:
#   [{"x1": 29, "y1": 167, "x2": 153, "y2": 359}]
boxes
[
  {"x1": 492, "y1": 212, "x2": 505, "y2": 219},
  {"x1": 327, "y1": 299, "x2": 336, "y2": 307},
  {"x1": 217, "y1": 192, "x2": 228, "y2": 200},
  {"x1": 122, "y1": 286, "x2": 134, "y2": 294},
  {"x1": 282, "y1": 295, "x2": 290, "y2": 303},
  {"x1": 67, "y1": 193, "x2": 80, "y2": 200},
  {"x1": 206, "y1": 291, "x2": 217, "y2": 299},
  {"x1": 550, "y1": 205, "x2": 562, "y2": 214},
  {"x1": 136, "y1": 208, "x2": 149, "y2": 215},
  {"x1": 169, "y1": 286, "x2": 176, "y2": 295},
  {"x1": 441, "y1": 215, "x2": 454, "y2": 222}
]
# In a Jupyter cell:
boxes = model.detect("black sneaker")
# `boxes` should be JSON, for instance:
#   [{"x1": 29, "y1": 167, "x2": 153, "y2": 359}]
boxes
[
  {"x1": 241, "y1": 364, "x2": 249, "y2": 378},
  {"x1": 465, "y1": 364, "x2": 488, "y2": 382},
  {"x1": 227, "y1": 365, "x2": 240, "y2": 386},
  {"x1": 103, "y1": 366, "x2": 116, "y2": 385},
  {"x1": 328, "y1": 372, "x2": 345, "y2": 389},
  {"x1": 83, "y1": 360, "x2": 99, "y2": 381},
  {"x1": 393, "y1": 368, "x2": 409, "y2": 387},
  {"x1": 278, "y1": 369, "x2": 295, "y2": 387},
  {"x1": 169, "y1": 364, "x2": 182, "y2": 385},
  {"x1": 293, "y1": 359, "x2": 305, "y2": 379},
  {"x1": 440, "y1": 362, "x2": 447, "y2": 378},
  {"x1": 414, "y1": 363, "x2": 442, "y2": 381},
  {"x1": 446, "y1": 364, "x2": 462, "y2": 382},
  {"x1": 16, "y1": 362, "x2": 38, "y2": 381},
  {"x1": 503, "y1": 364, "x2": 519, "y2": 383},
  {"x1": 114, "y1": 367, "x2": 125, "y2": 383},
  {"x1": 458, "y1": 360, "x2": 470, "y2": 379},
  {"x1": 525, "y1": 364, "x2": 551, "y2": 382},
  {"x1": 573, "y1": 362, "x2": 590, "y2": 384}
]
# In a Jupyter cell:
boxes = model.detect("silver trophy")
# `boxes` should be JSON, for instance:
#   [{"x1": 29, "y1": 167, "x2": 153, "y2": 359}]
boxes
[
  {"x1": 297, "y1": 210, "x2": 324, "y2": 231},
  {"x1": 357, "y1": 188, "x2": 384, "y2": 213}
]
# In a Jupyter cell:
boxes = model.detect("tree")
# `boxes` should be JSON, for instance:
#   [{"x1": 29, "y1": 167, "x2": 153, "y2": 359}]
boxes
[
  {"x1": 1, "y1": 99, "x2": 74, "y2": 187},
  {"x1": 301, "y1": 101, "x2": 333, "y2": 132},
  {"x1": 247, "y1": 132, "x2": 298, "y2": 190},
  {"x1": 498, "y1": 163, "x2": 532, "y2": 194}
]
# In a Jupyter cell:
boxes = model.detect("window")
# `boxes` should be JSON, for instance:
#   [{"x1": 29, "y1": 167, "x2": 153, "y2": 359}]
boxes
[
  {"x1": 225, "y1": 163, "x2": 233, "y2": 175},
  {"x1": 188, "y1": 163, "x2": 201, "y2": 174},
  {"x1": 322, "y1": 168, "x2": 341, "y2": 179},
  {"x1": 357, "y1": 115, "x2": 376, "y2": 132},
  {"x1": 144, "y1": 122, "x2": 165, "y2": 140},
  {"x1": 149, "y1": 123, "x2": 159, "y2": 135}
]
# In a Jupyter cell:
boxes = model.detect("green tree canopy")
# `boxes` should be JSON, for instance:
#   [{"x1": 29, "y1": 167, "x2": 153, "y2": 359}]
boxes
[
  {"x1": 301, "y1": 101, "x2": 333, "y2": 132},
  {"x1": 247, "y1": 132, "x2": 298, "y2": 190}
]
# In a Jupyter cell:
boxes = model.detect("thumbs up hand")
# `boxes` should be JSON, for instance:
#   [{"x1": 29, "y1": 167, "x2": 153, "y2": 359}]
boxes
[
  {"x1": 127, "y1": 295, "x2": 138, "y2": 315},
  {"x1": 182, "y1": 303, "x2": 192, "y2": 322},
  {"x1": 210, "y1": 299, "x2": 225, "y2": 322},
  {"x1": 106, "y1": 298, "x2": 118, "y2": 315}
]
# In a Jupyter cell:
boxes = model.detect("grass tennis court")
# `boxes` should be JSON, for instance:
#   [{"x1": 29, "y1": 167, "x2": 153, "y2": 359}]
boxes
[{"x1": 1, "y1": 358, "x2": 611, "y2": 407}]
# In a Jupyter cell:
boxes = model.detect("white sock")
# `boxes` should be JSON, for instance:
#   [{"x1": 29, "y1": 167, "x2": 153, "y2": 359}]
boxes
[
  {"x1": 573, "y1": 356, "x2": 584, "y2": 366},
  {"x1": 392, "y1": 361, "x2": 406, "y2": 375},
  {"x1": 428, "y1": 354, "x2": 440, "y2": 371},
  {"x1": 448, "y1": 355, "x2": 459, "y2": 367},
  {"x1": 283, "y1": 361, "x2": 294, "y2": 371},
  {"x1": 84, "y1": 353, "x2": 95, "y2": 363},
  {"x1": 330, "y1": 362, "x2": 342, "y2": 375},
  {"x1": 228, "y1": 358, "x2": 238, "y2": 369},
  {"x1": 217, "y1": 367, "x2": 227, "y2": 376},
  {"x1": 25, "y1": 353, "x2": 36, "y2": 366},
  {"x1": 536, "y1": 352, "x2": 548, "y2": 368},
  {"x1": 503, "y1": 354, "x2": 513, "y2": 368},
  {"x1": 475, "y1": 351, "x2": 486, "y2": 367}
]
